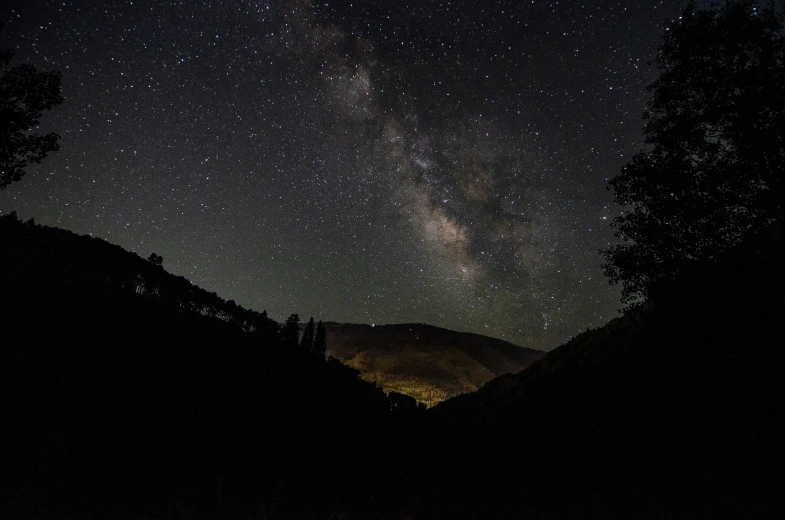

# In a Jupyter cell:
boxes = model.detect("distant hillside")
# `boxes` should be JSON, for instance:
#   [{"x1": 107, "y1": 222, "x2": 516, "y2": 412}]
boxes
[{"x1": 323, "y1": 322, "x2": 544, "y2": 406}]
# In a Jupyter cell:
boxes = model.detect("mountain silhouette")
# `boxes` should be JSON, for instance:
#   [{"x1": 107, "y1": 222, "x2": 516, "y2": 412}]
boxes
[
  {"x1": 2, "y1": 211, "x2": 781, "y2": 519},
  {"x1": 416, "y1": 222, "x2": 784, "y2": 518},
  {"x1": 0, "y1": 212, "x2": 392, "y2": 518}
]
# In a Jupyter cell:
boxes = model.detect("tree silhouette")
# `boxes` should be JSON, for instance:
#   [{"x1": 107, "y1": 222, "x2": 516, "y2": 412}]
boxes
[
  {"x1": 279, "y1": 313, "x2": 300, "y2": 348},
  {"x1": 313, "y1": 320, "x2": 327, "y2": 359},
  {"x1": 147, "y1": 253, "x2": 163, "y2": 266},
  {"x1": 300, "y1": 316, "x2": 315, "y2": 350},
  {"x1": 602, "y1": 0, "x2": 785, "y2": 304},
  {"x1": 0, "y1": 25, "x2": 63, "y2": 189},
  {"x1": 388, "y1": 391, "x2": 418, "y2": 412}
]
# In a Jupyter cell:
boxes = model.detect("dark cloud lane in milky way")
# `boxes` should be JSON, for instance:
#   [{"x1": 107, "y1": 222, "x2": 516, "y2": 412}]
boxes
[{"x1": 0, "y1": 0, "x2": 687, "y2": 349}]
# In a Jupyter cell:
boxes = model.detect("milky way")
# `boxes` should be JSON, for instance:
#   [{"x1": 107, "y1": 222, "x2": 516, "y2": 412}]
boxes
[{"x1": 0, "y1": 0, "x2": 687, "y2": 349}]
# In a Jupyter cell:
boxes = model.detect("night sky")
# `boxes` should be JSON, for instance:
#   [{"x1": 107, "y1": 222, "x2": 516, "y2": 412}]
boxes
[{"x1": 1, "y1": 0, "x2": 687, "y2": 350}]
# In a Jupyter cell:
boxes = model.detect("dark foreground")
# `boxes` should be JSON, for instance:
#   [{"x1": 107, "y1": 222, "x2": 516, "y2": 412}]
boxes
[{"x1": 1, "y1": 213, "x2": 782, "y2": 519}]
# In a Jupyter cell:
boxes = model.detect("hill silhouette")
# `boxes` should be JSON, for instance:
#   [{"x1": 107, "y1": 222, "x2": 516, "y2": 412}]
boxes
[
  {"x1": 2, "y1": 211, "x2": 782, "y2": 519},
  {"x1": 323, "y1": 322, "x2": 544, "y2": 406},
  {"x1": 415, "y1": 222, "x2": 784, "y2": 518},
  {"x1": 0, "y1": 212, "x2": 394, "y2": 519}
]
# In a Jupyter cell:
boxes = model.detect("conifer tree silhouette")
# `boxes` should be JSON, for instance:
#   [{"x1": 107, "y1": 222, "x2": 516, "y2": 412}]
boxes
[
  {"x1": 300, "y1": 316, "x2": 315, "y2": 350},
  {"x1": 313, "y1": 320, "x2": 327, "y2": 359},
  {"x1": 280, "y1": 313, "x2": 300, "y2": 348}
]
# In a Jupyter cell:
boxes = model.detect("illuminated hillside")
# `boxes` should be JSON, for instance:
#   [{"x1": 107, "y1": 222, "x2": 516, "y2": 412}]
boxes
[{"x1": 324, "y1": 322, "x2": 544, "y2": 406}]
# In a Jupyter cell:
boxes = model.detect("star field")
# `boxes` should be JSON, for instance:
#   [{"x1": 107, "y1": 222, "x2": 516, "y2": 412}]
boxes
[{"x1": 0, "y1": 0, "x2": 687, "y2": 350}]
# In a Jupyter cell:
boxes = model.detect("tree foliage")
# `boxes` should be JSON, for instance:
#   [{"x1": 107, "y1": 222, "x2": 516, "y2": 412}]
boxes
[
  {"x1": 280, "y1": 313, "x2": 300, "y2": 348},
  {"x1": 0, "y1": 27, "x2": 63, "y2": 189},
  {"x1": 300, "y1": 316, "x2": 315, "y2": 350},
  {"x1": 602, "y1": 0, "x2": 785, "y2": 304},
  {"x1": 147, "y1": 252, "x2": 163, "y2": 266},
  {"x1": 314, "y1": 319, "x2": 327, "y2": 359}
]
